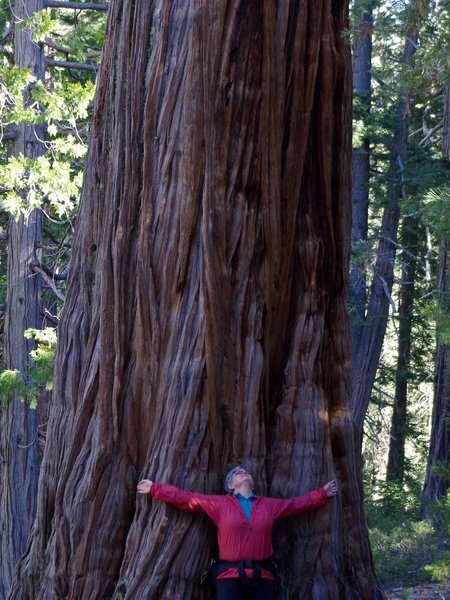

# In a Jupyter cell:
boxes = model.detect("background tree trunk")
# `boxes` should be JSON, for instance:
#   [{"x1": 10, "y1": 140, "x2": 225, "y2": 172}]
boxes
[
  {"x1": 0, "y1": 0, "x2": 44, "y2": 596},
  {"x1": 11, "y1": 2, "x2": 382, "y2": 599},
  {"x1": 386, "y1": 215, "x2": 420, "y2": 482},
  {"x1": 421, "y1": 84, "x2": 450, "y2": 511},
  {"x1": 350, "y1": 0, "x2": 375, "y2": 361},
  {"x1": 352, "y1": 29, "x2": 419, "y2": 433},
  {"x1": 421, "y1": 240, "x2": 450, "y2": 507}
]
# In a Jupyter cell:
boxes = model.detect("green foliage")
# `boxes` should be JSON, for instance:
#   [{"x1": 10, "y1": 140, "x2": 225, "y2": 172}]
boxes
[
  {"x1": 0, "y1": 65, "x2": 37, "y2": 125},
  {"x1": 20, "y1": 8, "x2": 58, "y2": 44},
  {"x1": 1, "y1": 61, "x2": 95, "y2": 218},
  {"x1": 420, "y1": 491, "x2": 450, "y2": 585},
  {"x1": 0, "y1": 369, "x2": 25, "y2": 406},
  {"x1": 416, "y1": 0, "x2": 450, "y2": 86},
  {"x1": 0, "y1": 154, "x2": 82, "y2": 218},
  {"x1": 366, "y1": 484, "x2": 450, "y2": 586},
  {"x1": 0, "y1": 327, "x2": 56, "y2": 409},
  {"x1": 370, "y1": 521, "x2": 437, "y2": 585},
  {"x1": 365, "y1": 481, "x2": 422, "y2": 529},
  {"x1": 422, "y1": 559, "x2": 450, "y2": 583},
  {"x1": 32, "y1": 79, "x2": 95, "y2": 125},
  {"x1": 422, "y1": 188, "x2": 450, "y2": 240},
  {"x1": 56, "y1": 15, "x2": 105, "y2": 67},
  {"x1": 0, "y1": 0, "x2": 105, "y2": 343},
  {"x1": 25, "y1": 327, "x2": 57, "y2": 392}
]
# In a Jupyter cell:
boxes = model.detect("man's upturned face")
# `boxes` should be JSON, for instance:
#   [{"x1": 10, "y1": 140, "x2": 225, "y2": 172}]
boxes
[{"x1": 230, "y1": 468, "x2": 254, "y2": 492}]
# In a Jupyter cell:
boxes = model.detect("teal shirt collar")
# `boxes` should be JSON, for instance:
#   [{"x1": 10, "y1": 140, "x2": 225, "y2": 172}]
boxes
[
  {"x1": 234, "y1": 492, "x2": 257, "y2": 522},
  {"x1": 235, "y1": 492, "x2": 257, "y2": 501}
]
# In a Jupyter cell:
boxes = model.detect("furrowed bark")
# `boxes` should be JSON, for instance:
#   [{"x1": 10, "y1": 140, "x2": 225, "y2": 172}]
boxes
[{"x1": 11, "y1": 1, "x2": 382, "y2": 599}]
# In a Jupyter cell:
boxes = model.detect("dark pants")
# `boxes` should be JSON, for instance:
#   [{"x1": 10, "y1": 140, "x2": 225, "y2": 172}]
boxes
[{"x1": 216, "y1": 578, "x2": 274, "y2": 600}]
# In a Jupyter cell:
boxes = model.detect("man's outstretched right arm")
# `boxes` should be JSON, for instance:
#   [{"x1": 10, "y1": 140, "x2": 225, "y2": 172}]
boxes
[{"x1": 137, "y1": 479, "x2": 222, "y2": 520}]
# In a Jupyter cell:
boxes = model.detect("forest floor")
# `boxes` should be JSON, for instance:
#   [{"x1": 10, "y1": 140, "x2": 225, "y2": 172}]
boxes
[{"x1": 383, "y1": 582, "x2": 450, "y2": 599}]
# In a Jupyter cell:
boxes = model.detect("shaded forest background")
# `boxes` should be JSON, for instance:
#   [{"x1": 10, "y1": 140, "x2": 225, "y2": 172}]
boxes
[{"x1": 0, "y1": 0, "x2": 449, "y2": 597}]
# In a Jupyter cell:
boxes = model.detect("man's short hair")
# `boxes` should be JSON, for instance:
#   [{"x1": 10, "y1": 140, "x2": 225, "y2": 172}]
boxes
[{"x1": 224, "y1": 465, "x2": 244, "y2": 493}]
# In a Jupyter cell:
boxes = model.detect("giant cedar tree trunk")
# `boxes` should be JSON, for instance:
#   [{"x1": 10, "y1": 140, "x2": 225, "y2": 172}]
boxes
[
  {"x1": 0, "y1": 0, "x2": 44, "y2": 596},
  {"x1": 11, "y1": 2, "x2": 382, "y2": 599}
]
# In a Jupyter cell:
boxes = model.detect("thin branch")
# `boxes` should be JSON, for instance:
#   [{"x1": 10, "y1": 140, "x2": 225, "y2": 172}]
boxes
[
  {"x1": 44, "y1": 37, "x2": 70, "y2": 55},
  {"x1": 43, "y1": 309, "x2": 59, "y2": 326},
  {"x1": 377, "y1": 273, "x2": 397, "y2": 315},
  {"x1": 419, "y1": 122, "x2": 443, "y2": 146},
  {"x1": 32, "y1": 258, "x2": 67, "y2": 281},
  {"x1": 45, "y1": 59, "x2": 99, "y2": 72},
  {"x1": 30, "y1": 264, "x2": 66, "y2": 302},
  {"x1": 44, "y1": 37, "x2": 102, "y2": 59},
  {"x1": 18, "y1": 432, "x2": 38, "y2": 449},
  {"x1": 0, "y1": 25, "x2": 14, "y2": 45},
  {"x1": 43, "y1": 226, "x2": 67, "y2": 246},
  {"x1": 44, "y1": 1, "x2": 108, "y2": 9}
]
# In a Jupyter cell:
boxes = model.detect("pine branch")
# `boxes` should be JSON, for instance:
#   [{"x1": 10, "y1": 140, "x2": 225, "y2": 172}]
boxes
[
  {"x1": 44, "y1": 37, "x2": 70, "y2": 55},
  {"x1": 44, "y1": 37, "x2": 102, "y2": 59},
  {"x1": 44, "y1": 1, "x2": 108, "y2": 9},
  {"x1": 45, "y1": 59, "x2": 99, "y2": 72}
]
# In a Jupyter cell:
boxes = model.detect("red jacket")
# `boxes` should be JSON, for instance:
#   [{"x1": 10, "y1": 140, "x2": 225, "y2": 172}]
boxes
[{"x1": 150, "y1": 483, "x2": 328, "y2": 580}]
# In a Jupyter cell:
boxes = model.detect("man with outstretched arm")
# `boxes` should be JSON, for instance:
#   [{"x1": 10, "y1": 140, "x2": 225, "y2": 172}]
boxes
[{"x1": 137, "y1": 466, "x2": 337, "y2": 600}]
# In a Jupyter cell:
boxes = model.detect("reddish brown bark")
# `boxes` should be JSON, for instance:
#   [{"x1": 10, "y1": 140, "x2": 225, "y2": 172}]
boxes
[{"x1": 11, "y1": 2, "x2": 382, "y2": 599}]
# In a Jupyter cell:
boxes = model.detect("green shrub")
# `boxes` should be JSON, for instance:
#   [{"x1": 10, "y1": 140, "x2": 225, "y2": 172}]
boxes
[
  {"x1": 366, "y1": 483, "x2": 450, "y2": 586},
  {"x1": 365, "y1": 480, "x2": 422, "y2": 532},
  {"x1": 422, "y1": 559, "x2": 450, "y2": 583},
  {"x1": 370, "y1": 521, "x2": 439, "y2": 585}
]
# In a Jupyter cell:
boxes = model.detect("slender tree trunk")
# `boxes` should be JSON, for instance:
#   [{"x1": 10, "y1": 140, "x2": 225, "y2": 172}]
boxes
[
  {"x1": 386, "y1": 215, "x2": 420, "y2": 481},
  {"x1": 350, "y1": 0, "x2": 375, "y2": 361},
  {"x1": 444, "y1": 85, "x2": 450, "y2": 158},
  {"x1": 0, "y1": 0, "x2": 45, "y2": 596},
  {"x1": 421, "y1": 85, "x2": 450, "y2": 511},
  {"x1": 352, "y1": 29, "x2": 419, "y2": 433},
  {"x1": 11, "y1": 2, "x2": 382, "y2": 599},
  {"x1": 421, "y1": 241, "x2": 450, "y2": 508}
]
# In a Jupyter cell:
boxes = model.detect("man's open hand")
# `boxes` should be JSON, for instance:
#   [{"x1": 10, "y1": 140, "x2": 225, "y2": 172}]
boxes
[
  {"x1": 137, "y1": 479, "x2": 153, "y2": 494},
  {"x1": 323, "y1": 480, "x2": 338, "y2": 497}
]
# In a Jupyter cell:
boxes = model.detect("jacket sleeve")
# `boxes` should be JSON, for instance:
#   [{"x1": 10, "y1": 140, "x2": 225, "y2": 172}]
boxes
[
  {"x1": 149, "y1": 483, "x2": 222, "y2": 522},
  {"x1": 267, "y1": 488, "x2": 328, "y2": 520}
]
